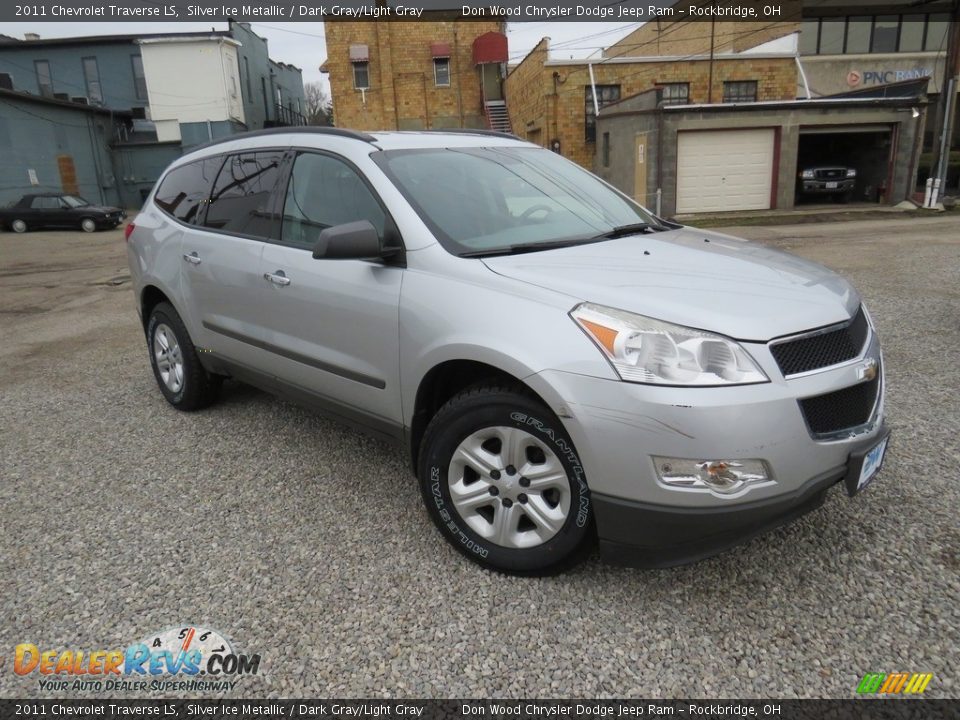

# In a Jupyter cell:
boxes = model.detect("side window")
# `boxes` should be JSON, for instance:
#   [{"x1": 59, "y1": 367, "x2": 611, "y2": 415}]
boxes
[
  {"x1": 154, "y1": 157, "x2": 224, "y2": 225},
  {"x1": 280, "y1": 152, "x2": 386, "y2": 251},
  {"x1": 32, "y1": 196, "x2": 58, "y2": 210},
  {"x1": 203, "y1": 151, "x2": 285, "y2": 239}
]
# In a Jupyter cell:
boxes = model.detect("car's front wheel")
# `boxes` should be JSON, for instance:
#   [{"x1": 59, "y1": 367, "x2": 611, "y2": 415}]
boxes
[
  {"x1": 80, "y1": 218, "x2": 97, "y2": 233},
  {"x1": 418, "y1": 385, "x2": 593, "y2": 574},
  {"x1": 146, "y1": 302, "x2": 221, "y2": 411},
  {"x1": 10, "y1": 219, "x2": 27, "y2": 233}
]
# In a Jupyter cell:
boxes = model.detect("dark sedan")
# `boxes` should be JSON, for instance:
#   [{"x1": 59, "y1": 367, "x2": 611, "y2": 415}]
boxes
[{"x1": 0, "y1": 193, "x2": 126, "y2": 233}]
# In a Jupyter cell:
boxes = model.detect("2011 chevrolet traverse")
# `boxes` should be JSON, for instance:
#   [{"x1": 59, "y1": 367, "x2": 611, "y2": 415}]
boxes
[{"x1": 126, "y1": 128, "x2": 889, "y2": 574}]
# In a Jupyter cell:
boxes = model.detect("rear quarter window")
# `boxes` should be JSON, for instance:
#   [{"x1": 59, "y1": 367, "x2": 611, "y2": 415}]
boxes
[{"x1": 154, "y1": 157, "x2": 224, "y2": 225}]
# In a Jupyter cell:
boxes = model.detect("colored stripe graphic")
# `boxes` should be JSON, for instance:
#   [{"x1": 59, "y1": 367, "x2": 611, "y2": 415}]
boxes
[{"x1": 858, "y1": 672, "x2": 933, "y2": 694}]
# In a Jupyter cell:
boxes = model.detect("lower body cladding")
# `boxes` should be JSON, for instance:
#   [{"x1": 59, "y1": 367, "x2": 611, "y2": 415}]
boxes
[{"x1": 528, "y1": 336, "x2": 887, "y2": 568}]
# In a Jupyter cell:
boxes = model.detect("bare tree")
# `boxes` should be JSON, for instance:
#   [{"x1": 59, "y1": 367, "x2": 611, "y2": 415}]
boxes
[{"x1": 304, "y1": 81, "x2": 333, "y2": 126}]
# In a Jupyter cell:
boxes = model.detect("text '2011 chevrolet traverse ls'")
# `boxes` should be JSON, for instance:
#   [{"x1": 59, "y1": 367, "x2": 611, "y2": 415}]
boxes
[{"x1": 126, "y1": 128, "x2": 889, "y2": 574}]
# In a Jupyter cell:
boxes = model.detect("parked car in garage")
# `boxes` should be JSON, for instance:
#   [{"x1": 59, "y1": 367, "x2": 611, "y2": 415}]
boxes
[
  {"x1": 126, "y1": 128, "x2": 889, "y2": 574},
  {"x1": 797, "y1": 166, "x2": 857, "y2": 202},
  {"x1": 0, "y1": 193, "x2": 126, "y2": 233}
]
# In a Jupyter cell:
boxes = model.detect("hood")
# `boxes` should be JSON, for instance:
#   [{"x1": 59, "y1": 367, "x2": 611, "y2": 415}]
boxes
[{"x1": 481, "y1": 227, "x2": 859, "y2": 342}]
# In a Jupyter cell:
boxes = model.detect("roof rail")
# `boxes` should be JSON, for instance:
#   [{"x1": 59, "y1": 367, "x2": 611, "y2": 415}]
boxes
[
  {"x1": 417, "y1": 128, "x2": 520, "y2": 140},
  {"x1": 188, "y1": 125, "x2": 377, "y2": 152}
]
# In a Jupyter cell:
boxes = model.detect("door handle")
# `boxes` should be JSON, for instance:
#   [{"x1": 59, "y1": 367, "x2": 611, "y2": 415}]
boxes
[
  {"x1": 183, "y1": 252, "x2": 202, "y2": 265},
  {"x1": 264, "y1": 270, "x2": 291, "y2": 286}
]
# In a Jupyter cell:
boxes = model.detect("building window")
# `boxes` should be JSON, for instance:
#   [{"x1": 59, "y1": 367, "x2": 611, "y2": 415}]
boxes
[
  {"x1": 799, "y1": 20, "x2": 819, "y2": 55},
  {"x1": 34, "y1": 60, "x2": 52, "y2": 97},
  {"x1": 584, "y1": 85, "x2": 620, "y2": 143},
  {"x1": 244, "y1": 56, "x2": 252, "y2": 99},
  {"x1": 82, "y1": 57, "x2": 102, "y2": 103},
  {"x1": 722, "y1": 80, "x2": 757, "y2": 103},
  {"x1": 925, "y1": 14, "x2": 950, "y2": 52},
  {"x1": 803, "y1": 13, "x2": 954, "y2": 56},
  {"x1": 818, "y1": 20, "x2": 845, "y2": 54},
  {"x1": 845, "y1": 16, "x2": 873, "y2": 54},
  {"x1": 601, "y1": 132, "x2": 610, "y2": 168},
  {"x1": 131, "y1": 55, "x2": 147, "y2": 100},
  {"x1": 434, "y1": 58, "x2": 450, "y2": 87},
  {"x1": 871, "y1": 16, "x2": 899, "y2": 53},
  {"x1": 660, "y1": 82, "x2": 689, "y2": 105},
  {"x1": 899, "y1": 16, "x2": 926, "y2": 53},
  {"x1": 353, "y1": 61, "x2": 370, "y2": 90}
]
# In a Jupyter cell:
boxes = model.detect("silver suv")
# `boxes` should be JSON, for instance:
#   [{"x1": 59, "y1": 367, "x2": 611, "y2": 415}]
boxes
[{"x1": 127, "y1": 128, "x2": 889, "y2": 574}]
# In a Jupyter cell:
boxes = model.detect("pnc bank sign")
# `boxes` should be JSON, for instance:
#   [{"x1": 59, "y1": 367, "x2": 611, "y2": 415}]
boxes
[{"x1": 846, "y1": 68, "x2": 932, "y2": 87}]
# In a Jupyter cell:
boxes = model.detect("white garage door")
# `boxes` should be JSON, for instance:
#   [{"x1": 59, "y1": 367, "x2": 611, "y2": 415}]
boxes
[{"x1": 676, "y1": 129, "x2": 775, "y2": 213}]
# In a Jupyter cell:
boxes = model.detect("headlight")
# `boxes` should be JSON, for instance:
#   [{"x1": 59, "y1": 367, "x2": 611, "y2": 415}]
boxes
[
  {"x1": 846, "y1": 168, "x2": 857, "y2": 178},
  {"x1": 571, "y1": 303, "x2": 768, "y2": 386},
  {"x1": 801, "y1": 169, "x2": 815, "y2": 179}
]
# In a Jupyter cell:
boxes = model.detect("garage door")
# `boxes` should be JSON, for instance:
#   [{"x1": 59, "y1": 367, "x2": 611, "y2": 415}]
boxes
[{"x1": 676, "y1": 129, "x2": 775, "y2": 213}]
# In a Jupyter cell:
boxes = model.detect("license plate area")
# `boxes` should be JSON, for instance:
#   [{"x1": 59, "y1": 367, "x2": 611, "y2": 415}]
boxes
[
  {"x1": 844, "y1": 431, "x2": 890, "y2": 497},
  {"x1": 826, "y1": 181, "x2": 839, "y2": 189}
]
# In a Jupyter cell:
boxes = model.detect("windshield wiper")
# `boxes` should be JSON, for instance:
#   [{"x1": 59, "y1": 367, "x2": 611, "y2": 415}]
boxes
[
  {"x1": 459, "y1": 237, "x2": 602, "y2": 258},
  {"x1": 594, "y1": 222, "x2": 658, "y2": 239}
]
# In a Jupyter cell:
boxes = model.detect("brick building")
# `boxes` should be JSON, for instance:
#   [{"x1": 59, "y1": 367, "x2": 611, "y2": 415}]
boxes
[
  {"x1": 321, "y1": 17, "x2": 510, "y2": 132},
  {"x1": 505, "y1": 37, "x2": 799, "y2": 172}
]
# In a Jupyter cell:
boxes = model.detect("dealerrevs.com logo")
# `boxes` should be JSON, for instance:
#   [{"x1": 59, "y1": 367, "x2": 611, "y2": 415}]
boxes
[{"x1": 12, "y1": 625, "x2": 261, "y2": 692}]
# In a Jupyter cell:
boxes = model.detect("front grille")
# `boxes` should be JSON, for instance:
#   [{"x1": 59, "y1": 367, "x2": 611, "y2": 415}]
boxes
[
  {"x1": 815, "y1": 168, "x2": 845, "y2": 180},
  {"x1": 771, "y1": 307, "x2": 869, "y2": 376},
  {"x1": 799, "y1": 367, "x2": 880, "y2": 437}
]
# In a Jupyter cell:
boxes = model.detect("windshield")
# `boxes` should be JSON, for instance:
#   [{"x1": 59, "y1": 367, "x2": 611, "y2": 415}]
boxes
[
  {"x1": 62, "y1": 195, "x2": 90, "y2": 208},
  {"x1": 373, "y1": 147, "x2": 658, "y2": 256}
]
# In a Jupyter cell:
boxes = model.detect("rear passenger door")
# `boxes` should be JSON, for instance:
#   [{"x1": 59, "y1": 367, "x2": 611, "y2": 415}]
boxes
[
  {"x1": 159, "y1": 151, "x2": 285, "y2": 371},
  {"x1": 256, "y1": 150, "x2": 404, "y2": 431}
]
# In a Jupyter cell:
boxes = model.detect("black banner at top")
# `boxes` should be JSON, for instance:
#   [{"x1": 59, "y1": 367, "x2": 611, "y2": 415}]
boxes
[{"x1": 2, "y1": 0, "x2": 821, "y2": 24}]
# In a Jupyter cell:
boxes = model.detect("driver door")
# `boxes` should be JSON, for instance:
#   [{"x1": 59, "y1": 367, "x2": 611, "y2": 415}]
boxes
[{"x1": 256, "y1": 150, "x2": 404, "y2": 430}]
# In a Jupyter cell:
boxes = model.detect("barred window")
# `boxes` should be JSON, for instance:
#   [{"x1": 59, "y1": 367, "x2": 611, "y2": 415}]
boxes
[
  {"x1": 660, "y1": 82, "x2": 689, "y2": 106},
  {"x1": 722, "y1": 80, "x2": 757, "y2": 104}
]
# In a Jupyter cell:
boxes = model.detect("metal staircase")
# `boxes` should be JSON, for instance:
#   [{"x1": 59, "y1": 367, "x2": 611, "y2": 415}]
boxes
[{"x1": 483, "y1": 100, "x2": 512, "y2": 134}]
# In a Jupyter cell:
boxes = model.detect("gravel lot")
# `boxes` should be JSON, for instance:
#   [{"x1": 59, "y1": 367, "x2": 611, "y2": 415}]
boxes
[{"x1": 1, "y1": 215, "x2": 957, "y2": 699}]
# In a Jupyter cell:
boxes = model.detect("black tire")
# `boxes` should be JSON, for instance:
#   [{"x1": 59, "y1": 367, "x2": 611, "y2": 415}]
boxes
[
  {"x1": 146, "y1": 302, "x2": 221, "y2": 411},
  {"x1": 418, "y1": 384, "x2": 593, "y2": 575},
  {"x1": 80, "y1": 218, "x2": 97, "y2": 233},
  {"x1": 10, "y1": 219, "x2": 28, "y2": 233}
]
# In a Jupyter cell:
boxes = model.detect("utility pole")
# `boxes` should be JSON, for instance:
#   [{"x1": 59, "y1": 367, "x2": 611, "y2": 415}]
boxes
[
  {"x1": 707, "y1": 19, "x2": 716, "y2": 104},
  {"x1": 928, "y1": 0, "x2": 960, "y2": 205}
]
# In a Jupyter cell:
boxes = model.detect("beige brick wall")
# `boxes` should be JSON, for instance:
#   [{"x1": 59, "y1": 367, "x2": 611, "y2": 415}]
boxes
[
  {"x1": 506, "y1": 49, "x2": 798, "y2": 169},
  {"x1": 324, "y1": 19, "x2": 503, "y2": 131}
]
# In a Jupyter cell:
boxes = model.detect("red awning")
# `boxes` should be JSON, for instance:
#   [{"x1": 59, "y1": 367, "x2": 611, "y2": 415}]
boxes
[
  {"x1": 472, "y1": 32, "x2": 508, "y2": 65},
  {"x1": 430, "y1": 42, "x2": 451, "y2": 58},
  {"x1": 349, "y1": 44, "x2": 369, "y2": 62}
]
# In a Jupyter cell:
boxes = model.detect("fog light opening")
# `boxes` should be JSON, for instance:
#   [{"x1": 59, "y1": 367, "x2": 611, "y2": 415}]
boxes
[{"x1": 654, "y1": 456, "x2": 773, "y2": 497}]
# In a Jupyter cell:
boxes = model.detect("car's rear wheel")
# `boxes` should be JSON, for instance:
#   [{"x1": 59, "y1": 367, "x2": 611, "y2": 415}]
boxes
[
  {"x1": 418, "y1": 384, "x2": 593, "y2": 575},
  {"x1": 80, "y1": 218, "x2": 97, "y2": 233},
  {"x1": 146, "y1": 302, "x2": 221, "y2": 411},
  {"x1": 11, "y1": 219, "x2": 27, "y2": 233}
]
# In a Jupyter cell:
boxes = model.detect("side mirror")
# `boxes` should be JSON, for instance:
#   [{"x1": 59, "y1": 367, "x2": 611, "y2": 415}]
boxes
[{"x1": 313, "y1": 220, "x2": 391, "y2": 261}]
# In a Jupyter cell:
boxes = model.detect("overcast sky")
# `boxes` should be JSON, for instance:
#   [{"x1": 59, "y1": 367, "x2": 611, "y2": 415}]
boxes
[{"x1": 0, "y1": 21, "x2": 640, "y2": 95}]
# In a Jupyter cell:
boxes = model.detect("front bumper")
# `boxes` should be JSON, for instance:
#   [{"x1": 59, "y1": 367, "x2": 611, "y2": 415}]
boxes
[
  {"x1": 593, "y1": 424, "x2": 887, "y2": 567},
  {"x1": 525, "y1": 330, "x2": 886, "y2": 566},
  {"x1": 800, "y1": 179, "x2": 855, "y2": 194}
]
